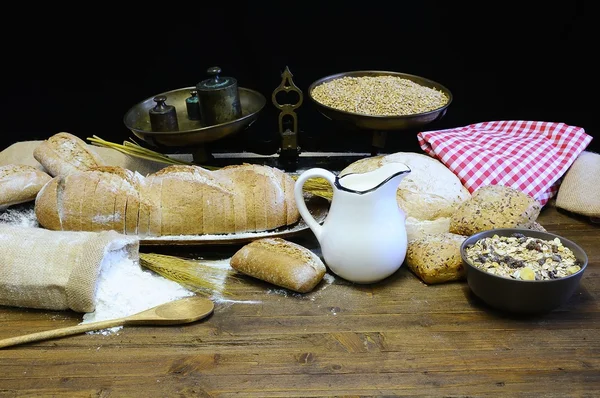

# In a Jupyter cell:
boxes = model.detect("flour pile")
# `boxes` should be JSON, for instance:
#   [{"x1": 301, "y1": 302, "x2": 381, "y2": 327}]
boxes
[{"x1": 81, "y1": 248, "x2": 193, "y2": 335}]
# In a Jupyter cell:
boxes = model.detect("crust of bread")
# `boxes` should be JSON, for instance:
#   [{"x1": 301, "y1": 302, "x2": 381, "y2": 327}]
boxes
[
  {"x1": 449, "y1": 185, "x2": 541, "y2": 236},
  {"x1": 34, "y1": 177, "x2": 61, "y2": 230},
  {"x1": 0, "y1": 165, "x2": 52, "y2": 209},
  {"x1": 33, "y1": 132, "x2": 105, "y2": 177},
  {"x1": 406, "y1": 232, "x2": 468, "y2": 284},
  {"x1": 230, "y1": 238, "x2": 326, "y2": 293}
]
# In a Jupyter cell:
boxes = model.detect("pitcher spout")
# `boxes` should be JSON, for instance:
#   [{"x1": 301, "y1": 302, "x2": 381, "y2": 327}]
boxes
[{"x1": 336, "y1": 162, "x2": 411, "y2": 194}]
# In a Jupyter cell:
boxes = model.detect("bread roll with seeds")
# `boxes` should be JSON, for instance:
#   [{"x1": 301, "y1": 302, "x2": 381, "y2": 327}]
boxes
[
  {"x1": 449, "y1": 185, "x2": 541, "y2": 236},
  {"x1": 34, "y1": 164, "x2": 299, "y2": 236},
  {"x1": 33, "y1": 132, "x2": 105, "y2": 177},
  {"x1": 0, "y1": 164, "x2": 52, "y2": 210},
  {"x1": 406, "y1": 232, "x2": 468, "y2": 284},
  {"x1": 230, "y1": 238, "x2": 326, "y2": 293}
]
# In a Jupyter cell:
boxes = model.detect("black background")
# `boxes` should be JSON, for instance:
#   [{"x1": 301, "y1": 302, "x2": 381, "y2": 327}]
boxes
[{"x1": 2, "y1": 1, "x2": 598, "y2": 156}]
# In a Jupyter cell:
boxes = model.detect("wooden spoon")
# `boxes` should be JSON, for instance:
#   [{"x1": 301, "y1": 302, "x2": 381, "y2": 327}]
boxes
[{"x1": 0, "y1": 296, "x2": 214, "y2": 349}]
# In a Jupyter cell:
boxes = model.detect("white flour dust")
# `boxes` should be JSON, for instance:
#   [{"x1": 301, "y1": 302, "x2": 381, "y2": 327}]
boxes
[
  {"x1": 204, "y1": 257, "x2": 263, "y2": 306},
  {"x1": 81, "y1": 249, "x2": 193, "y2": 335},
  {"x1": 0, "y1": 206, "x2": 38, "y2": 228},
  {"x1": 266, "y1": 272, "x2": 336, "y2": 299}
]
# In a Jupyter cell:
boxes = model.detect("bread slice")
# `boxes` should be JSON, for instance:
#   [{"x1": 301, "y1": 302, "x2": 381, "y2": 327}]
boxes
[
  {"x1": 59, "y1": 172, "x2": 87, "y2": 231},
  {"x1": 283, "y1": 170, "x2": 297, "y2": 226},
  {"x1": 80, "y1": 172, "x2": 102, "y2": 232},
  {"x1": 136, "y1": 176, "x2": 159, "y2": 237},
  {"x1": 34, "y1": 177, "x2": 62, "y2": 230},
  {"x1": 0, "y1": 164, "x2": 52, "y2": 210},
  {"x1": 33, "y1": 132, "x2": 105, "y2": 177},
  {"x1": 230, "y1": 238, "x2": 327, "y2": 293},
  {"x1": 124, "y1": 183, "x2": 141, "y2": 236},
  {"x1": 97, "y1": 167, "x2": 139, "y2": 235},
  {"x1": 89, "y1": 168, "x2": 126, "y2": 232}
]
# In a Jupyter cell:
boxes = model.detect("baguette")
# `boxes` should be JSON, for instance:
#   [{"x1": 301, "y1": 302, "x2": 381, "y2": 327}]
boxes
[
  {"x1": 33, "y1": 132, "x2": 105, "y2": 177},
  {"x1": 230, "y1": 238, "x2": 326, "y2": 293},
  {"x1": 35, "y1": 164, "x2": 299, "y2": 236},
  {"x1": 0, "y1": 165, "x2": 52, "y2": 210}
]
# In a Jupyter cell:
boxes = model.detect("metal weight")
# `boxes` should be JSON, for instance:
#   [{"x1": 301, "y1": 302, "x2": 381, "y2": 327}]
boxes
[
  {"x1": 149, "y1": 95, "x2": 179, "y2": 132},
  {"x1": 196, "y1": 66, "x2": 242, "y2": 126}
]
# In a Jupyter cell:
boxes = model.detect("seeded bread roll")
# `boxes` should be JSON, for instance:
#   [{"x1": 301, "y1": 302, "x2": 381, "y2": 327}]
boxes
[
  {"x1": 0, "y1": 165, "x2": 52, "y2": 210},
  {"x1": 449, "y1": 185, "x2": 542, "y2": 236},
  {"x1": 34, "y1": 164, "x2": 299, "y2": 236},
  {"x1": 230, "y1": 238, "x2": 326, "y2": 293},
  {"x1": 406, "y1": 232, "x2": 468, "y2": 284},
  {"x1": 33, "y1": 132, "x2": 105, "y2": 177}
]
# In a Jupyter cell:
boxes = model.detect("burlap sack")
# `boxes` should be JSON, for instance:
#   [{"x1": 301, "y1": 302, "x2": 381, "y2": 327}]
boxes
[
  {"x1": 556, "y1": 151, "x2": 600, "y2": 219},
  {"x1": 0, "y1": 225, "x2": 139, "y2": 313}
]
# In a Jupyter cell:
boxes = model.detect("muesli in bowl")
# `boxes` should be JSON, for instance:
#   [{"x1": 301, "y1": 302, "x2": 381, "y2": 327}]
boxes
[{"x1": 460, "y1": 228, "x2": 588, "y2": 314}]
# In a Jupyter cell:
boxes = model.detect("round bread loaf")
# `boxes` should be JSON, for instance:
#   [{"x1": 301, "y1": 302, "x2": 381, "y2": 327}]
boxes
[{"x1": 340, "y1": 152, "x2": 471, "y2": 241}]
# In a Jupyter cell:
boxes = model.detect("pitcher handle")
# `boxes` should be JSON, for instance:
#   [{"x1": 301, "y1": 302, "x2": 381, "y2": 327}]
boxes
[{"x1": 294, "y1": 168, "x2": 335, "y2": 242}]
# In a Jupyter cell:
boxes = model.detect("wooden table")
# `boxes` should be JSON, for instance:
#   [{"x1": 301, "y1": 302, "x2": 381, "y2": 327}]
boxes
[{"x1": 0, "y1": 202, "x2": 598, "y2": 397}]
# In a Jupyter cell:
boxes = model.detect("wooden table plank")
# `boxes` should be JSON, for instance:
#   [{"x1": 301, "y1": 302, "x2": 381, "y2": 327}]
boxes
[{"x1": 0, "y1": 203, "x2": 599, "y2": 397}]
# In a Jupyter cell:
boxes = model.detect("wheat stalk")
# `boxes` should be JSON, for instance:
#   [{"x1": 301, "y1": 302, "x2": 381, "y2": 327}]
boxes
[
  {"x1": 87, "y1": 135, "x2": 194, "y2": 166},
  {"x1": 139, "y1": 253, "x2": 239, "y2": 296}
]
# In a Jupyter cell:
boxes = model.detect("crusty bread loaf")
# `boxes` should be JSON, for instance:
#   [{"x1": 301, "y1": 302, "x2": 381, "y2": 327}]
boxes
[
  {"x1": 230, "y1": 238, "x2": 326, "y2": 293},
  {"x1": 35, "y1": 164, "x2": 299, "y2": 236},
  {"x1": 33, "y1": 132, "x2": 105, "y2": 177},
  {"x1": 340, "y1": 152, "x2": 471, "y2": 241},
  {"x1": 406, "y1": 232, "x2": 467, "y2": 284},
  {"x1": 0, "y1": 165, "x2": 52, "y2": 209},
  {"x1": 449, "y1": 184, "x2": 541, "y2": 236}
]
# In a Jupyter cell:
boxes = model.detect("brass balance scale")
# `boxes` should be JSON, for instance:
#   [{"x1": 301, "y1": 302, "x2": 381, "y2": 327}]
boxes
[{"x1": 123, "y1": 66, "x2": 453, "y2": 171}]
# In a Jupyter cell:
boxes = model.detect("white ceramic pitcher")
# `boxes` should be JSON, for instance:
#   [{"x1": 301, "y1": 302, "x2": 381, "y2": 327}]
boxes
[{"x1": 294, "y1": 163, "x2": 411, "y2": 284}]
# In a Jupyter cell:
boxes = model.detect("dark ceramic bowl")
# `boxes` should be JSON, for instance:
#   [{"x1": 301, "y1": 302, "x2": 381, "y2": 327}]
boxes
[{"x1": 460, "y1": 228, "x2": 588, "y2": 314}]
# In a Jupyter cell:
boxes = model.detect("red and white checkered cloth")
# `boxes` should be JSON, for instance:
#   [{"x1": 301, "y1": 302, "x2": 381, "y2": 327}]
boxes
[{"x1": 417, "y1": 120, "x2": 593, "y2": 206}]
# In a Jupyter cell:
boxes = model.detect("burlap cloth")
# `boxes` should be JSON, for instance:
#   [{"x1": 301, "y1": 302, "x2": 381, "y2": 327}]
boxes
[
  {"x1": 0, "y1": 139, "x2": 152, "y2": 313},
  {"x1": 556, "y1": 151, "x2": 600, "y2": 220},
  {"x1": 0, "y1": 225, "x2": 139, "y2": 313}
]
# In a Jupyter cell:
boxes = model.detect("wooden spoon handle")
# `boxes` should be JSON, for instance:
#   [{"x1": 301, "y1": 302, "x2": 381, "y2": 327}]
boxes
[{"x1": 0, "y1": 318, "x2": 128, "y2": 349}]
